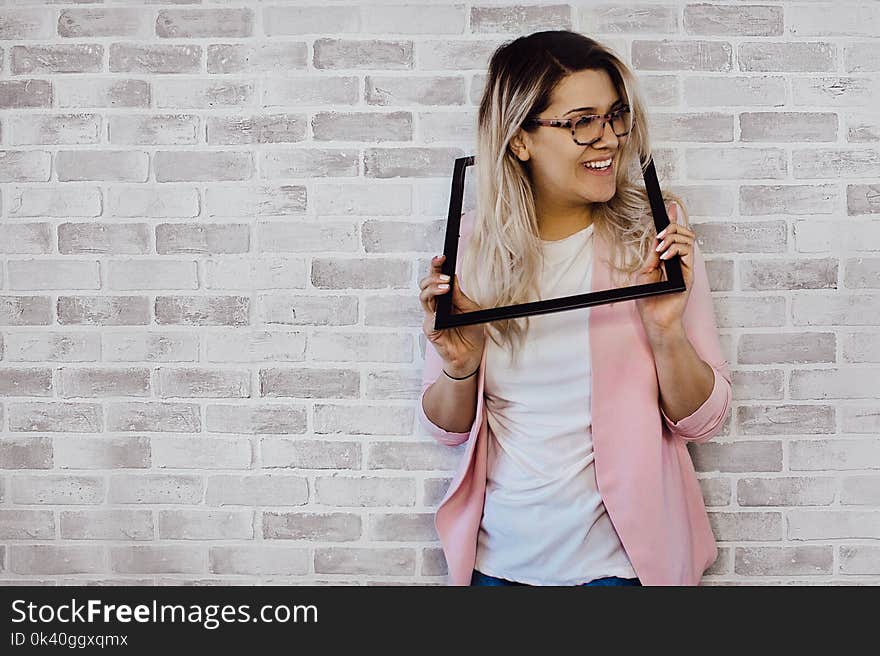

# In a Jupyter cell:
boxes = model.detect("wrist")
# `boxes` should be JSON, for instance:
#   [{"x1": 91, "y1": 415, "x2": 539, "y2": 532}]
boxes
[
  {"x1": 443, "y1": 362, "x2": 480, "y2": 380},
  {"x1": 646, "y1": 320, "x2": 686, "y2": 350}
]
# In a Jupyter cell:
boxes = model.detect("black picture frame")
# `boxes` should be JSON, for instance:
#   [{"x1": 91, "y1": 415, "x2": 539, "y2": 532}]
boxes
[{"x1": 433, "y1": 154, "x2": 685, "y2": 330}]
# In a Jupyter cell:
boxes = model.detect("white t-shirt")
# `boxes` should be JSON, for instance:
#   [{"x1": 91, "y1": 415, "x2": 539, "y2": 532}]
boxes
[{"x1": 473, "y1": 222, "x2": 638, "y2": 585}]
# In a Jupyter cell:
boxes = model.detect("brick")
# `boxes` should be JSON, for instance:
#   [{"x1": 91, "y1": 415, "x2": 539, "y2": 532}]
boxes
[
  {"x1": 205, "y1": 474, "x2": 308, "y2": 506},
  {"x1": 154, "y1": 151, "x2": 253, "y2": 182},
  {"x1": 210, "y1": 546, "x2": 309, "y2": 575},
  {"x1": 108, "y1": 474, "x2": 203, "y2": 504},
  {"x1": 156, "y1": 224, "x2": 249, "y2": 255},
  {"x1": 58, "y1": 223, "x2": 150, "y2": 254},
  {"x1": 3, "y1": 331, "x2": 100, "y2": 362},
  {"x1": 260, "y1": 368, "x2": 359, "y2": 398},
  {"x1": 154, "y1": 80, "x2": 254, "y2": 109},
  {"x1": 263, "y1": 512, "x2": 360, "y2": 540},
  {"x1": 10, "y1": 545, "x2": 103, "y2": 575},
  {"x1": 206, "y1": 184, "x2": 307, "y2": 217},
  {"x1": 151, "y1": 437, "x2": 251, "y2": 469},
  {"x1": 58, "y1": 8, "x2": 150, "y2": 38},
  {"x1": 205, "y1": 404, "x2": 306, "y2": 434},
  {"x1": 57, "y1": 296, "x2": 150, "y2": 325},
  {"x1": 108, "y1": 186, "x2": 199, "y2": 218},
  {"x1": 470, "y1": 5, "x2": 570, "y2": 33},
  {"x1": 0, "y1": 438, "x2": 53, "y2": 469},
  {"x1": 739, "y1": 42, "x2": 835, "y2": 72},
  {"x1": 257, "y1": 294, "x2": 358, "y2": 326},
  {"x1": 158, "y1": 510, "x2": 253, "y2": 540},
  {"x1": 107, "y1": 260, "x2": 198, "y2": 290},
  {"x1": 0, "y1": 368, "x2": 53, "y2": 396},
  {"x1": 60, "y1": 510, "x2": 153, "y2": 540},
  {"x1": 365, "y1": 75, "x2": 465, "y2": 106},
  {"x1": 8, "y1": 402, "x2": 102, "y2": 432},
  {"x1": 12, "y1": 44, "x2": 102, "y2": 75},
  {"x1": 110, "y1": 546, "x2": 205, "y2": 574},
  {"x1": 57, "y1": 150, "x2": 149, "y2": 182},
  {"x1": 633, "y1": 40, "x2": 732, "y2": 71},
  {"x1": 155, "y1": 296, "x2": 249, "y2": 326},
  {"x1": 58, "y1": 367, "x2": 151, "y2": 397},
  {"x1": 582, "y1": 4, "x2": 677, "y2": 33},
  {"x1": 8, "y1": 260, "x2": 99, "y2": 290},
  {"x1": 737, "y1": 476, "x2": 836, "y2": 507},
  {"x1": 207, "y1": 43, "x2": 308, "y2": 74},
  {"x1": 158, "y1": 368, "x2": 250, "y2": 398},
  {"x1": 260, "y1": 438, "x2": 360, "y2": 470},
  {"x1": 207, "y1": 255, "x2": 309, "y2": 290},
  {"x1": 314, "y1": 546, "x2": 415, "y2": 575},
  {"x1": 106, "y1": 402, "x2": 200, "y2": 432},
  {"x1": 205, "y1": 331, "x2": 306, "y2": 363},
  {"x1": 0, "y1": 510, "x2": 55, "y2": 539},
  {"x1": 54, "y1": 436, "x2": 151, "y2": 469},
  {"x1": 207, "y1": 114, "x2": 307, "y2": 145},
  {"x1": 735, "y1": 546, "x2": 832, "y2": 576},
  {"x1": 55, "y1": 78, "x2": 149, "y2": 108},
  {"x1": 314, "y1": 39, "x2": 413, "y2": 69},
  {"x1": 108, "y1": 115, "x2": 199, "y2": 146},
  {"x1": 110, "y1": 44, "x2": 201, "y2": 74},
  {"x1": 263, "y1": 6, "x2": 360, "y2": 36},
  {"x1": 156, "y1": 8, "x2": 253, "y2": 38},
  {"x1": 11, "y1": 474, "x2": 104, "y2": 504},
  {"x1": 0, "y1": 80, "x2": 53, "y2": 108},
  {"x1": 102, "y1": 331, "x2": 198, "y2": 363},
  {"x1": 0, "y1": 223, "x2": 52, "y2": 253},
  {"x1": 314, "y1": 475, "x2": 415, "y2": 507},
  {"x1": 684, "y1": 4, "x2": 781, "y2": 36}
]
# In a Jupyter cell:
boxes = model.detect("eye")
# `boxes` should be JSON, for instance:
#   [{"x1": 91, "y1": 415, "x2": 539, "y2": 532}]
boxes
[{"x1": 575, "y1": 114, "x2": 598, "y2": 127}]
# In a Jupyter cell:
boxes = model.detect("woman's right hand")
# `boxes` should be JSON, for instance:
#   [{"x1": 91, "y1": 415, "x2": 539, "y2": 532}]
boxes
[{"x1": 419, "y1": 254, "x2": 486, "y2": 377}]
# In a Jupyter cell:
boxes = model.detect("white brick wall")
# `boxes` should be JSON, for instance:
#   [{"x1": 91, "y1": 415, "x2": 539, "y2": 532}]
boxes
[{"x1": 0, "y1": 1, "x2": 878, "y2": 585}]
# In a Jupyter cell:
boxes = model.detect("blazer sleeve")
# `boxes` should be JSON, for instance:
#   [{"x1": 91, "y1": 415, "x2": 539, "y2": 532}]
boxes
[
  {"x1": 659, "y1": 223, "x2": 733, "y2": 444},
  {"x1": 416, "y1": 210, "x2": 479, "y2": 447}
]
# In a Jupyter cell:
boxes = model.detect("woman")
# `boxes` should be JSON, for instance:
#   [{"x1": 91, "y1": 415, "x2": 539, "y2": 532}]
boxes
[{"x1": 417, "y1": 31, "x2": 732, "y2": 586}]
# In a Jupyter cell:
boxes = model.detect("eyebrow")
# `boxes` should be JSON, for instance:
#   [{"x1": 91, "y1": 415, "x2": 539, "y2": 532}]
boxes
[{"x1": 564, "y1": 98, "x2": 624, "y2": 116}]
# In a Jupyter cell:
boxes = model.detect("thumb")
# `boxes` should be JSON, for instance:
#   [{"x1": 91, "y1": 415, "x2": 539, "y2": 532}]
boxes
[{"x1": 452, "y1": 275, "x2": 479, "y2": 309}]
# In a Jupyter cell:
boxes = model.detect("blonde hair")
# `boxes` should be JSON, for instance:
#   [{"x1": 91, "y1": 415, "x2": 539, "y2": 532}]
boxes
[{"x1": 460, "y1": 30, "x2": 689, "y2": 367}]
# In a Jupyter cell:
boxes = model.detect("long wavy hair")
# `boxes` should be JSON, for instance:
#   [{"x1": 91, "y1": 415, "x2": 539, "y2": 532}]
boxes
[{"x1": 460, "y1": 30, "x2": 689, "y2": 367}]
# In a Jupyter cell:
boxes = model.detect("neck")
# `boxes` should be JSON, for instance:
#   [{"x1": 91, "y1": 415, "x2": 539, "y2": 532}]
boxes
[{"x1": 535, "y1": 197, "x2": 594, "y2": 241}]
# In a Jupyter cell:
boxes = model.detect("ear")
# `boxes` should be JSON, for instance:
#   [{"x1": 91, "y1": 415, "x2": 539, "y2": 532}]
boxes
[{"x1": 508, "y1": 131, "x2": 530, "y2": 162}]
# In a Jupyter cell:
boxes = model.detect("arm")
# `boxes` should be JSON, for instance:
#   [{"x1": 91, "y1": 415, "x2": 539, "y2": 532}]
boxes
[
  {"x1": 416, "y1": 209, "x2": 481, "y2": 447},
  {"x1": 651, "y1": 238, "x2": 732, "y2": 444},
  {"x1": 417, "y1": 340, "x2": 479, "y2": 447}
]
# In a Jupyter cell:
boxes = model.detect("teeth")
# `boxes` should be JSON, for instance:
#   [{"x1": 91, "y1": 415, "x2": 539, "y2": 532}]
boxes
[{"x1": 584, "y1": 158, "x2": 612, "y2": 169}]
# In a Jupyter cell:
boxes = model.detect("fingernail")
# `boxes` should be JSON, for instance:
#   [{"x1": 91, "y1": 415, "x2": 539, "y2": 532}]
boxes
[
  {"x1": 438, "y1": 283, "x2": 449, "y2": 289},
  {"x1": 439, "y1": 274, "x2": 450, "y2": 282},
  {"x1": 657, "y1": 228, "x2": 667, "y2": 238},
  {"x1": 655, "y1": 243, "x2": 662, "y2": 252}
]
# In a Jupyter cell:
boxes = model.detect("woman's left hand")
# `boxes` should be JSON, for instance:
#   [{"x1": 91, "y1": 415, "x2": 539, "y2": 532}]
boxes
[{"x1": 634, "y1": 201, "x2": 695, "y2": 341}]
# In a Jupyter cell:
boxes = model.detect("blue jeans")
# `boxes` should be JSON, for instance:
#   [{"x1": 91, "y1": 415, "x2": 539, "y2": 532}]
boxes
[{"x1": 471, "y1": 569, "x2": 641, "y2": 586}]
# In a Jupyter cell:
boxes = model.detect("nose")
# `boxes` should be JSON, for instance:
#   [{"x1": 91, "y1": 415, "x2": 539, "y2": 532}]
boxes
[{"x1": 590, "y1": 119, "x2": 619, "y2": 148}]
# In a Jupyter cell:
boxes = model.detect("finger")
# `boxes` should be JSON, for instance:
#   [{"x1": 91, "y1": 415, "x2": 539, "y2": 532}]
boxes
[
  {"x1": 656, "y1": 233, "x2": 692, "y2": 252},
  {"x1": 419, "y1": 271, "x2": 451, "y2": 291},
  {"x1": 660, "y1": 243, "x2": 691, "y2": 260},
  {"x1": 419, "y1": 279, "x2": 451, "y2": 315}
]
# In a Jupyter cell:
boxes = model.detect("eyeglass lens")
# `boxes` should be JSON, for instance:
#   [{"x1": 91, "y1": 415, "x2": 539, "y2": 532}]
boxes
[{"x1": 574, "y1": 108, "x2": 632, "y2": 144}]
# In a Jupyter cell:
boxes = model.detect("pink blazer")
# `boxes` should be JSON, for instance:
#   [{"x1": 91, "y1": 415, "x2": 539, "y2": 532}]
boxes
[{"x1": 418, "y1": 207, "x2": 733, "y2": 586}]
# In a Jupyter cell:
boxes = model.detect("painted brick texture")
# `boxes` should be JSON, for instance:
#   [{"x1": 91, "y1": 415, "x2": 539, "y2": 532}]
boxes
[{"x1": 0, "y1": 1, "x2": 878, "y2": 586}]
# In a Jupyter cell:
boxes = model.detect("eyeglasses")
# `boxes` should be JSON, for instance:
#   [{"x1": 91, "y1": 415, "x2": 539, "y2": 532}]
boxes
[{"x1": 524, "y1": 104, "x2": 633, "y2": 146}]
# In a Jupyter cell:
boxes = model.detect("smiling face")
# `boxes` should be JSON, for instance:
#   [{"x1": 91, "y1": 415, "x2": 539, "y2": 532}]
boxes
[{"x1": 510, "y1": 68, "x2": 628, "y2": 216}]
